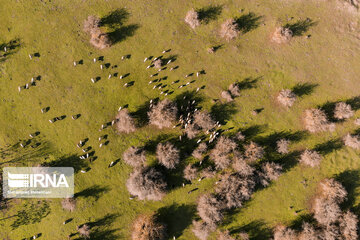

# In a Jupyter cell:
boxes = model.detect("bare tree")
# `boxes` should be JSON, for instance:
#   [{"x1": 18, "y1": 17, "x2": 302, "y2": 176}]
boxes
[
  {"x1": 277, "y1": 89, "x2": 296, "y2": 108},
  {"x1": 334, "y1": 102, "x2": 354, "y2": 120},
  {"x1": 312, "y1": 198, "x2": 342, "y2": 226},
  {"x1": 83, "y1": 16, "x2": 111, "y2": 49},
  {"x1": 220, "y1": 19, "x2": 239, "y2": 41},
  {"x1": 355, "y1": 118, "x2": 360, "y2": 126},
  {"x1": 197, "y1": 194, "x2": 224, "y2": 228},
  {"x1": 273, "y1": 225, "x2": 297, "y2": 240},
  {"x1": 210, "y1": 136, "x2": 237, "y2": 169},
  {"x1": 185, "y1": 9, "x2": 200, "y2": 29},
  {"x1": 228, "y1": 83, "x2": 241, "y2": 97},
  {"x1": 201, "y1": 166, "x2": 216, "y2": 178},
  {"x1": 298, "y1": 222, "x2": 319, "y2": 240},
  {"x1": 271, "y1": 27, "x2": 293, "y2": 43},
  {"x1": 218, "y1": 230, "x2": 236, "y2": 240},
  {"x1": 184, "y1": 164, "x2": 197, "y2": 181},
  {"x1": 221, "y1": 90, "x2": 233, "y2": 102},
  {"x1": 192, "y1": 220, "x2": 212, "y2": 240},
  {"x1": 156, "y1": 142, "x2": 180, "y2": 169},
  {"x1": 216, "y1": 173, "x2": 255, "y2": 209},
  {"x1": 193, "y1": 111, "x2": 216, "y2": 132},
  {"x1": 258, "y1": 162, "x2": 282, "y2": 187},
  {"x1": 232, "y1": 152, "x2": 255, "y2": 177},
  {"x1": 148, "y1": 99, "x2": 178, "y2": 129},
  {"x1": 61, "y1": 198, "x2": 76, "y2": 212},
  {"x1": 339, "y1": 211, "x2": 358, "y2": 240},
  {"x1": 115, "y1": 109, "x2": 136, "y2": 134},
  {"x1": 192, "y1": 143, "x2": 207, "y2": 160},
  {"x1": 83, "y1": 16, "x2": 100, "y2": 34},
  {"x1": 132, "y1": 214, "x2": 166, "y2": 240},
  {"x1": 276, "y1": 139, "x2": 290, "y2": 154},
  {"x1": 123, "y1": 146, "x2": 147, "y2": 168},
  {"x1": 304, "y1": 108, "x2": 335, "y2": 133},
  {"x1": 78, "y1": 224, "x2": 91, "y2": 239},
  {"x1": 153, "y1": 59, "x2": 162, "y2": 69},
  {"x1": 126, "y1": 167, "x2": 167, "y2": 201},
  {"x1": 343, "y1": 133, "x2": 360, "y2": 150},
  {"x1": 244, "y1": 141, "x2": 264, "y2": 163},
  {"x1": 318, "y1": 178, "x2": 347, "y2": 203},
  {"x1": 235, "y1": 131, "x2": 245, "y2": 141},
  {"x1": 299, "y1": 149, "x2": 322, "y2": 167}
]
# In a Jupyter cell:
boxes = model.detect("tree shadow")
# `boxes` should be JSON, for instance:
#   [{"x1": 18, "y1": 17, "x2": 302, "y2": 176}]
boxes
[
  {"x1": 197, "y1": 5, "x2": 223, "y2": 24},
  {"x1": 335, "y1": 170, "x2": 360, "y2": 211},
  {"x1": 156, "y1": 203, "x2": 196, "y2": 238},
  {"x1": 88, "y1": 228, "x2": 121, "y2": 240},
  {"x1": 74, "y1": 185, "x2": 110, "y2": 200},
  {"x1": 142, "y1": 134, "x2": 173, "y2": 154},
  {"x1": 313, "y1": 138, "x2": 343, "y2": 155},
  {"x1": 346, "y1": 96, "x2": 360, "y2": 111},
  {"x1": 237, "y1": 124, "x2": 267, "y2": 141},
  {"x1": 291, "y1": 82, "x2": 318, "y2": 97},
  {"x1": 0, "y1": 39, "x2": 20, "y2": 63},
  {"x1": 256, "y1": 130, "x2": 308, "y2": 150},
  {"x1": 11, "y1": 200, "x2": 50, "y2": 229},
  {"x1": 235, "y1": 13, "x2": 263, "y2": 34},
  {"x1": 210, "y1": 102, "x2": 237, "y2": 125},
  {"x1": 42, "y1": 155, "x2": 88, "y2": 173},
  {"x1": 288, "y1": 213, "x2": 316, "y2": 231},
  {"x1": 228, "y1": 220, "x2": 272, "y2": 240},
  {"x1": 87, "y1": 213, "x2": 119, "y2": 229},
  {"x1": 284, "y1": 19, "x2": 316, "y2": 36},
  {"x1": 236, "y1": 76, "x2": 260, "y2": 91},
  {"x1": 100, "y1": 8, "x2": 130, "y2": 28},
  {"x1": 319, "y1": 101, "x2": 340, "y2": 123},
  {"x1": 108, "y1": 24, "x2": 139, "y2": 44},
  {"x1": 174, "y1": 90, "x2": 204, "y2": 117}
]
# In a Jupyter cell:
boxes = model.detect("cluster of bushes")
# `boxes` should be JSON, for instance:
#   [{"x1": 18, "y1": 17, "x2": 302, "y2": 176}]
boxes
[{"x1": 83, "y1": 16, "x2": 112, "y2": 49}]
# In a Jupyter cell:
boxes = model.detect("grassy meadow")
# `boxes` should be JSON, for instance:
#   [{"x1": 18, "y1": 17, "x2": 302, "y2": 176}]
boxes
[{"x1": 1, "y1": 0, "x2": 360, "y2": 239}]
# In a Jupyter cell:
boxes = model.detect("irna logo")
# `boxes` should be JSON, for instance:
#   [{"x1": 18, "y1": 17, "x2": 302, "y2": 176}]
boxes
[{"x1": 7, "y1": 172, "x2": 69, "y2": 188}]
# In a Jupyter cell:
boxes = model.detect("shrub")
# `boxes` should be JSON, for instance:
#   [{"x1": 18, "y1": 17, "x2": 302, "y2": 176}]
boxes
[
  {"x1": 271, "y1": 27, "x2": 293, "y2": 44},
  {"x1": 83, "y1": 15, "x2": 100, "y2": 34},
  {"x1": 185, "y1": 9, "x2": 200, "y2": 29},
  {"x1": 115, "y1": 109, "x2": 136, "y2": 134},
  {"x1": 343, "y1": 133, "x2": 360, "y2": 149},
  {"x1": 276, "y1": 139, "x2": 290, "y2": 154},
  {"x1": 273, "y1": 225, "x2": 297, "y2": 240},
  {"x1": 153, "y1": 59, "x2": 162, "y2": 69},
  {"x1": 228, "y1": 83, "x2": 241, "y2": 97},
  {"x1": 221, "y1": 90, "x2": 233, "y2": 102},
  {"x1": 197, "y1": 194, "x2": 224, "y2": 228},
  {"x1": 192, "y1": 143, "x2": 207, "y2": 160},
  {"x1": 184, "y1": 164, "x2": 197, "y2": 181},
  {"x1": 156, "y1": 142, "x2": 180, "y2": 169},
  {"x1": 78, "y1": 224, "x2": 91, "y2": 239},
  {"x1": 216, "y1": 173, "x2": 255, "y2": 209},
  {"x1": 299, "y1": 149, "x2": 322, "y2": 167},
  {"x1": 148, "y1": 99, "x2": 178, "y2": 129},
  {"x1": 244, "y1": 141, "x2": 264, "y2": 163},
  {"x1": 318, "y1": 178, "x2": 347, "y2": 203},
  {"x1": 334, "y1": 102, "x2": 354, "y2": 120},
  {"x1": 304, "y1": 108, "x2": 335, "y2": 133},
  {"x1": 312, "y1": 198, "x2": 342, "y2": 226},
  {"x1": 126, "y1": 167, "x2": 167, "y2": 201},
  {"x1": 132, "y1": 214, "x2": 166, "y2": 240},
  {"x1": 123, "y1": 146, "x2": 147, "y2": 168},
  {"x1": 258, "y1": 162, "x2": 282, "y2": 187},
  {"x1": 192, "y1": 220, "x2": 212, "y2": 240},
  {"x1": 84, "y1": 16, "x2": 112, "y2": 49},
  {"x1": 210, "y1": 136, "x2": 237, "y2": 169},
  {"x1": 232, "y1": 153, "x2": 254, "y2": 177},
  {"x1": 220, "y1": 19, "x2": 239, "y2": 41},
  {"x1": 61, "y1": 198, "x2": 76, "y2": 212},
  {"x1": 277, "y1": 89, "x2": 296, "y2": 108},
  {"x1": 339, "y1": 211, "x2": 358, "y2": 240}
]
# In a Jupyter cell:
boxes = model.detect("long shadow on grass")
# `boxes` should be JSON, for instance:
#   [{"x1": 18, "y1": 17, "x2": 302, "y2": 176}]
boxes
[
  {"x1": 42, "y1": 154, "x2": 88, "y2": 173},
  {"x1": 0, "y1": 39, "x2": 20, "y2": 63},
  {"x1": 319, "y1": 96, "x2": 360, "y2": 122},
  {"x1": 228, "y1": 220, "x2": 272, "y2": 240},
  {"x1": 284, "y1": 19, "x2": 316, "y2": 36},
  {"x1": 314, "y1": 138, "x2": 343, "y2": 155},
  {"x1": 292, "y1": 82, "x2": 318, "y2": 97},
  {"x1": 11, "y1": 200, "x2": 50, "y2": 229},
  {"x1": 235, "y1": 13, "x2": 263, "y2": 34},
  {"x1": 157, "y1": 203, "x2": 197, "y2": 238},
  {"x1": 210, "y1": 102, "x2": 237, "y2": 125},
  {"x1": 336, "y1": 170, "x2": 360, "y2": 211},
  {"x1": 197, "y1": 5, "x2": 223, "y2": 24},
  {"x1": 74, "y1": 185, "x2": 110, "y2": 200}
]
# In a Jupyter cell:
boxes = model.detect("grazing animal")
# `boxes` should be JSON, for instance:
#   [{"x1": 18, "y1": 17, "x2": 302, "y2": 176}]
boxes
[
  {"x1": 73, "y1": 61, "x2": 77, "y2": 66},
  {"x1": 29, "y1": 54, "x2": 32, "y2": 59},
  {"x1": 108, "y1": 74, "x2": 112, "y2": 79},
  {"x1": 93, "y1": 58, "x2": 97, "y2": 63},
  {"x1": 144, "y1": 57, "x2": 148, "y2": 62},
  {"x1": 118, "y1": 106, "x2": 122, "y2": 111},
  {"x1": 100, "y1": 64, "x2": 103, "y2": 70}
]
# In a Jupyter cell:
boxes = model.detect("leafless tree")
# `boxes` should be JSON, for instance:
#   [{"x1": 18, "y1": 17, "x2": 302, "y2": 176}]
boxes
[
  {"x1": 273, "y1": 225, "x2": 297, "y2": 240},
  {"x1": 244, "y1": 141, "x2": 264, "y2": 163},
  {"x1": 304, "y1": 108, "x2": 335, "y2": 133},
  {"x1": 228, "y1": 83, "x2": 241, "y2": 97},
  {"x1": 277, "y1": 89, "x2": 296, "y2": 108},
  {"x1": 156, "y1": 142, "x2": 180, "y2": 169},
  {"x1": 115, "y1": 109, "x2": 136, "y2": 134},
  {"x1": 232, "y1": 152, "x2": 255, "y2": 177},
  {"x1": 221, "y1": 90, "x2": 233, "y2": 102},
  {"x1": 184, "y1": 164, "x2": 197, "y2": 181},
  {"x1": 312, "y1": 198, "x2": 342, "y2": 226},
  {"x1": 218, "y1": 230, "x2": 236, "y2": 240},
  {"x1": 123, "y1": 146, "x2": 147, "y2": 168},
  {"x1": 197, "y1": 194, "x2": 224, "y2": 228},
  {"x1": 339, "y1": 211, "x2": 358, "y2": 240},
  {"x1": 318, "y1": 178, "x2": 347, "y2": 203},
  {"x1": 192, "y1": 143, "x2": 207, "y2": 160},
  {"x1": 126, "y1": 167, "x2": 167, "y2": 201},
  {"x1": 276, "y1": 139, "x2": 290, "y2": 154},
  {"x1": 343, "y1": 133, "x2": 360, "y2": 150},
  {"x1": 235, "y1": 131, "x2": 245, "y2": 141},
  {"x1": 153, "y1": 59, "x2": 162, "y2": 69},
  {"x1": 334, "y1": 102, "x2": 354, "y2": 120},
  {"x1": 210, "y1": 136, "x2": 237, "y2": 169},
  {"x1": 84, "y1": 16, "x2": 111, "y2": 49},
  {"x1": 355, "y1": 118, "x2": 360, "y2": 126},
  {"x1": 201, "y1": 166, "x2": 216, "y2": 178},
  {"x1": 83, "y1": 15, "x2": 100, "y2": 34},
  {"x1": 192, "y1": 220, "x2": 212, "y2": 240},
  {"x1": 148, "y1": 99, "x2": 178, "y2": 129},
  {"x1": 193, "y1": 111, "x2": 216, "y2": 132},
  {"x1": 220, "y1": 19, "x2": 239, "y2": 41},
  {"x1": 298, "y1": 222, "x2": 319, "y2": 240},
  {"x1": 78, "y1": 224, "x2": 91, "y2": 239},
  {"x1": 132, "y1": 214, "x2": 166, "y2": 240},
  {"x1": 61, "y1": 198, "x2": 76, "y2": 212},
  {"x1": 185, "y1": 9, "x2": 200, "y2": 29},
  {"x1": 258, "y1": 162, "x2": 282, "y2": 187},
  {"x1": 299, "y1": 149, "x2": 322, "y2": 167}
]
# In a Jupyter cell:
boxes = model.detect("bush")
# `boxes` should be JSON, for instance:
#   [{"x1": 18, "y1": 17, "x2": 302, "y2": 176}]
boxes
[
  {"x1": 184, "y1": 164, "x2": 197, "y2": 181},
  {"x1": 258, "y1": 162, "x2": 282, "y2": 187},
  {"x1": 123, "y1": 146, "x2": 147, "y2": 168},
  {"x1": 61, "y1": 198, "x2": 76, "y2": 212},
  {"x1": 271, "y1": 27, "x2": 293, "y2": 44},
  {"x1": 334, "y1": 102, "x2": 354, "y2": 120},
  {"x1": 185, "y1": 9, "x2": 200, "y2": 29},
  {"x1": 244, "y1": 141, "x2": 264, "y2": 163},
  {"x1": 299, "y1": 149, "x2": 322, "y2": 167},
  {"x1": 192, "y1": 220, "x2": 212, "y2": 240},
  {"x1": 192, "y1": 143, "x2": 207, "y2": 160},
  {"x1": 232, "y1": 153, "x2": 254, "y2": 177},
  {"x1": 277, "y1": 89, "x2": 296, "y2": 108},
  {"x1": 126, "y1": 167, "x2": 167, "y2": 201},
  {"x1": 220, "y1": 19, "x2": 239, "y2": 41},
  {"x1": 343, "y1": 133, "x2": 360, "y2": 150},
  {"x1": 216, "y1": 173, "x2": 255, "y2": 209},
  {"x1": 197, "y1": 194, "x2": 224, "y2": 228},
  {"x1": 148, "y1": 99, "x2": 178, "y2": 129},
  {"x1": 273, "y1": 225, "x2": 297, "y2": 240},
  {"x1": 78, "y1": 224, "x2": 91, "y2": 239},
  {"x1": 115, "y1": 109, "x2": 136, "y2": 134},
  {"x1": 210, "y1": 136, "x2": 237, "y2": 169},
  {"x1": 304, "y1": 108, "x2": 335, "y2": 133},
  {"x1": 221, "y1": 90, "x2": 233, "y2": 102},
  {"x1": 132, "y1": 214, "x2": 166, "y2": 240},
  {"x1": 156, "y1": 142, "x2": 180, "y2": 169},
  {"x1": 276, "y1": 139, "x2": 290, "y2": 154}
]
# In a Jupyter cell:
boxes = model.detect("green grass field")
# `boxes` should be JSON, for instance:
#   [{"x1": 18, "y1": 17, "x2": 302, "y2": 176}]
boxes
[{"x1": 1, "y1": 0, "x2": 360, "y2": 239}]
